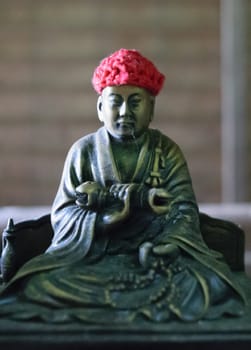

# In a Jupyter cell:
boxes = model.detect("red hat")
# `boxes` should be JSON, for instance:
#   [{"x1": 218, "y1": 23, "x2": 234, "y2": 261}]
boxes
[{"x1": 92, "y1": 48, "x2": 165, "y2": 96}]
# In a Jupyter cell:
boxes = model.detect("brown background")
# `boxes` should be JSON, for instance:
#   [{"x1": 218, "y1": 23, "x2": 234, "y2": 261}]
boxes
[{"x1": 0, "y1": 0, "x2": 250, "y2": 206}]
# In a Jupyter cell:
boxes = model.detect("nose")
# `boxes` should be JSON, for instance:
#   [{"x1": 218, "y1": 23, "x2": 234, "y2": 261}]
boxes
[{"x1": 119, "y1": 101, "x2": 130, "y2": 117}]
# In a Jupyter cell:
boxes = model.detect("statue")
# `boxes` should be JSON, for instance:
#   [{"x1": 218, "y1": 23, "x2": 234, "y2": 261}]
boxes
[{"x1": 0, "y1": 49, "x2": 247, "y2": 324}]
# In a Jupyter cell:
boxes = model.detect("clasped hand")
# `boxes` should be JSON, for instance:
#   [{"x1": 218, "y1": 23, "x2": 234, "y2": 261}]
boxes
[
  {"x1": 75, "y1": 181, "x2": 172, "y2": 227},
  {"x1": 76, "y1": 182, "x2": 137, "y2": 226}
]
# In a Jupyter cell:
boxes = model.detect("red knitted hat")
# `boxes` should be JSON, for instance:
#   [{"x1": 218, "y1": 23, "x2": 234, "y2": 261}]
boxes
[{"x1": 92, "y1": 49, "x2": 165, "y2": 96}]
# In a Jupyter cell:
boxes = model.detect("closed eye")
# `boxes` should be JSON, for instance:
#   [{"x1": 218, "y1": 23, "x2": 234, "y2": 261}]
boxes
[
  {"x1": 130, "y1": 99, "x2": 141, "y2": 109},
  {"x1": 108, "y1": 95, "x2": 123, "y2": 108}
]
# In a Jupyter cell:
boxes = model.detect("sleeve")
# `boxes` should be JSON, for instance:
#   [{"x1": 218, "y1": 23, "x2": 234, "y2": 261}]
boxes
[
  {"x1": 155, "y1": 133, "x2": 204, "y2": 245},
  {"x1": 48, "y1": 138, "x2": 97, "y2": 259}
]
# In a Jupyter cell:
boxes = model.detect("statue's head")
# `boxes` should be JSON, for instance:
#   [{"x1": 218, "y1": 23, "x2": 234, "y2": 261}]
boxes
[{"x1": 92, "y1": 49, "x2": 165, "y2": 141}]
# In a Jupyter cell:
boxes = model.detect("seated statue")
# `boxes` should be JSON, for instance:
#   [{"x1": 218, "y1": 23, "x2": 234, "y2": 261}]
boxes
[{"x1": 0, "y1": 49, "x2": 247, "y2": 324}]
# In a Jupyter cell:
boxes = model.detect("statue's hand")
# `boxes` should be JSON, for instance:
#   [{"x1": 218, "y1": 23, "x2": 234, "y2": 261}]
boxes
[
  {"x1": 152, "y1": 243, "x2": 180, "y2": 260},
  {"x1": 148, "y1": 188, "x2": 172, "y2": 215},
  {"x1": 75, "y1": 181, "x2": 106, "y2": 210},
  {"x1": 139, "y1": 242, "x2": 154, "y2": 269},
  {"x1": 103, "y1": 183, "x2": 137, "y2": 226},
  {"x1": 139, "y1": 242, "x2": 180, "y2": 269}
]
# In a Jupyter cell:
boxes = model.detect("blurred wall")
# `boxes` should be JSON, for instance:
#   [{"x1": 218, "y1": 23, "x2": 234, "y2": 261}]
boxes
[
  {"x1": 248, "y1": 4, "x2": 251, "y2": 200},
  {"x1": 0, "y1": 0, "x2": 250, "y2": 206}
]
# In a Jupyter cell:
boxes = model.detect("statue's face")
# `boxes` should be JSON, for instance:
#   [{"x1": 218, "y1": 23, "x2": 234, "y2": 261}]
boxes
[{"x1": 98, "y1": 85, "x2": 154, "y2": 141}]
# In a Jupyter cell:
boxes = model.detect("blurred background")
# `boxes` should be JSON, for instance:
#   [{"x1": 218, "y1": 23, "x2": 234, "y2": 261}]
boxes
[{"x1": 0, "y1": 1, "x2": 250, "y2": 271}]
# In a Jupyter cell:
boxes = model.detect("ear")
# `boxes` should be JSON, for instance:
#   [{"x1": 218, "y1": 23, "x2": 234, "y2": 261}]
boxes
[{"x1": 97, "y1": 96, "x2": 104, "y2": 122}]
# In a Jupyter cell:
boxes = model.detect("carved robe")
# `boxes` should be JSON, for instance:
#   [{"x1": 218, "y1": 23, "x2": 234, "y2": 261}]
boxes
[{"x1": 0, "y1": 127, "x2": 246, "y2": 323}]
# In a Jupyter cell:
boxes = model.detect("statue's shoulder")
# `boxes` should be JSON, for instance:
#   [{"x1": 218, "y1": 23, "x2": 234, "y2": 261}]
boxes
[
  {"x1": 149, "y1": 128, "x2": 181, "y2": 153},
  {"x1": 72, "y1": 131, "x2": 97, "y2": 149},
  {"x1": 64, "y1": 130, "x2": 100, "y2": 164},
  {"x1": 68, "y1": 129, "x2": 102, "y2": 154}
]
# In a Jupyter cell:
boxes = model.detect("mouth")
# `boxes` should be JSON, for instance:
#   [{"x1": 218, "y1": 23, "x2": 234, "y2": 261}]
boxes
[
  {"x1": 117, "y1": 119, "x2": 135, "y2": 130},
  {"x1": 118, "y1": 125, "x2": 136, "y2": 139}
]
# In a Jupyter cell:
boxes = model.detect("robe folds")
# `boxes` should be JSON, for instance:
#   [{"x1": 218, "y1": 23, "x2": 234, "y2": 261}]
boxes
[{"x1": 0, "y1": 127, "x2": 246, "y2": 323}]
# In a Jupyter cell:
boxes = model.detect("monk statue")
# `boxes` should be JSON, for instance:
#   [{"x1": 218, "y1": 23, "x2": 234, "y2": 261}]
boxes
[{"x1": 0, "y1": 49, "x2": 246, "y2": 323}]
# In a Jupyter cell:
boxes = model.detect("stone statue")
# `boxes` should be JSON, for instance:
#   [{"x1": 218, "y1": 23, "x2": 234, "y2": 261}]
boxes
[{"x1": 0, "y1": 49, "x2": 246, "y2": 324}]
